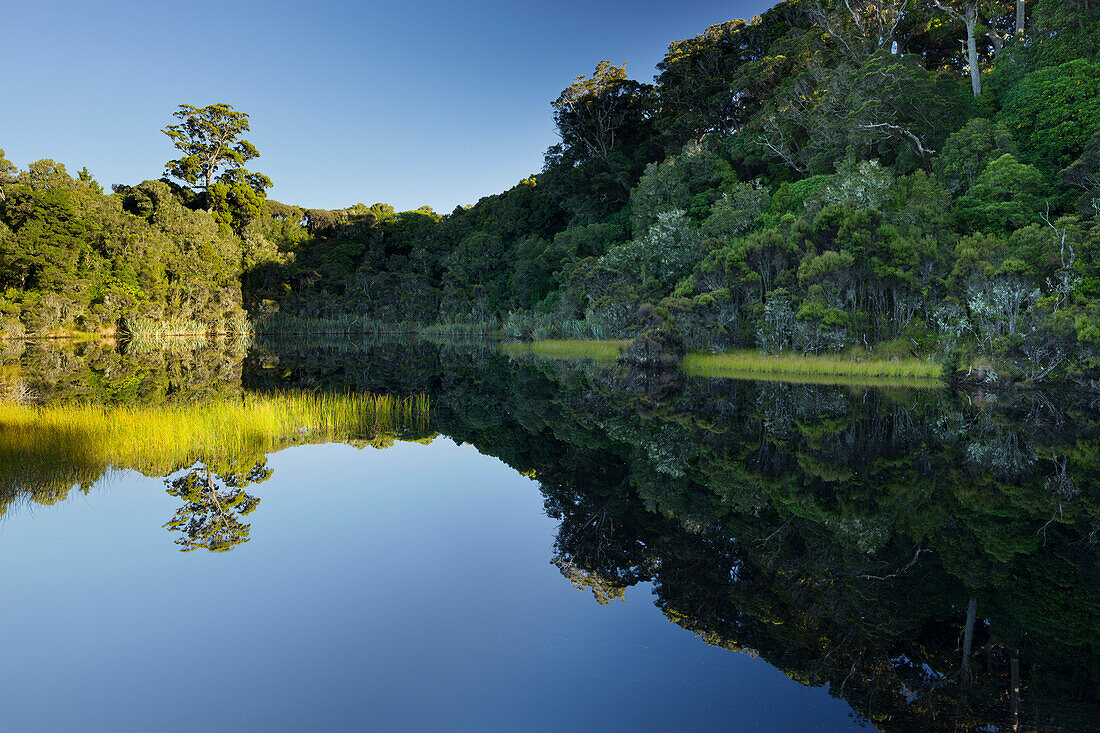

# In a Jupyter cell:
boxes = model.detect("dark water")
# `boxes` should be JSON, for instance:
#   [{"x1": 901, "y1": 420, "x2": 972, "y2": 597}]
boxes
[{"x1": 1, "y1": 337, "x2": 1098, "y2": 732}]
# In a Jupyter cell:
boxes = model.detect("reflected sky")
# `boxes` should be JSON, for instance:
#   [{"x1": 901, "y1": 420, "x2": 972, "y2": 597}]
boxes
[{"x1": 0, "y1": 438, "x2": 861, "y2": 732}]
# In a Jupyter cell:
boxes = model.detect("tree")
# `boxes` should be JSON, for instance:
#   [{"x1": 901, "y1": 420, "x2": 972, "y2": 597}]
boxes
[
  {"x1": 761, "y1": 54, "x2": 956, "y2": 174},
  {"x1": 928, "y1": 1, "x2": 982, "y2": 97},
  {"x1": 162, "y1": 103, "x2": 266, "y2": 193},
  {"x1": 935, "y1": 118, "x2": 1017, "y2": 194},
  {"x1": 163, "y1": 464, "x2": 264, "y2": 552},
  {"x1": 1060, "y1": 131, "x2": 1100, "y2": 216},
  {"x1": 974, "y1": 0, "x2": 1018, "y2": 55},
  {"x1": 0, "y1": 149, "x2": 15, "y2": 201},
  {"x1": 549, "y1": 61, "x2": 654, "y2": 200},
  {"x1": 811, "y1": 0, "x2": 911, "y2": 62},
  {"x1": 999, "y1": 60, "x2": 1100, "y2": 170},
  {"x1": 552, "y1": 61, "x2": 634, "y2": 168},
  {"x1": 956, "y1": 154, "x2": 1047, "y2": 233},
  {"x1": 628, "y1": 142, "x2": 723, "y2": 236}
]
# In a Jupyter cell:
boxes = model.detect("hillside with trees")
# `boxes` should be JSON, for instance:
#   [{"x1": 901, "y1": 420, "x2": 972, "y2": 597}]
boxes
[{"x1": 3, "y1": 0, "x2": 1100, "y2": 385}]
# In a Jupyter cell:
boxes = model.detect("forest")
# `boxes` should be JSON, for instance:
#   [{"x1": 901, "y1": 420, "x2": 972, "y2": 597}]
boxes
[{"x1": 3, "y1": 0, "x2": 1100, "y2": 386}]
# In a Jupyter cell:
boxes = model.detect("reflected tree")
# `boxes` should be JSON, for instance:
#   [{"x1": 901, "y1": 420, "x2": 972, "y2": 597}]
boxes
[{"x1": 163, "y1": 462, "x2": 267, "y2": 552}]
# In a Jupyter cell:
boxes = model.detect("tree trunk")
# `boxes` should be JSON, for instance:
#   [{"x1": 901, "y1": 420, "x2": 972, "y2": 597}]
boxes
[
  {"x1": 961, "y1": 596, "x2": 977, "y2": 684},
  {"x1": 1010, "y1": 653, "x2": 1021, "y2": 731},
  {"x1": 966, "y1": 9, "x2": 982, "y2": 98},
  {"x1": 1016, "y1": 0, "x2": 1026, "y2": 36},
  {"x1": 932, "y1": 2, "x2": 983, "y2": 97}
]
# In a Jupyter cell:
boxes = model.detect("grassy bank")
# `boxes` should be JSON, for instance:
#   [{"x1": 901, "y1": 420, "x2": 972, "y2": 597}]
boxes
[{"x1": 501, "y1": 339, "x2": 629, "y2": 361}]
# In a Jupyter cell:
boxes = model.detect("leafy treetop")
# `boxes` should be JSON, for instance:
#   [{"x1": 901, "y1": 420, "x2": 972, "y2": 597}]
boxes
[{"x1": 162, "y1": 103, "x2": 263, "y2": 192}]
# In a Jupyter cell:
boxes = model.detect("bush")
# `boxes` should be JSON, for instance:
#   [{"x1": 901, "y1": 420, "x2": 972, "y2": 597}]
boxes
[{"x1": 619, "y1": 305, "x2": 687, "y2": 369}]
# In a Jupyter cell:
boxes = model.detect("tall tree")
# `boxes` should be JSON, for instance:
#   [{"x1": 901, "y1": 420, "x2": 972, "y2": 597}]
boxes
[
  {"x1": 163, "y1": 465, "x2": 263, "y2": 553},
  {"x1": 929, "y1": 1, "x2": 982, "y2": 97},
  {"x1": 811, "y1": 0, "x2": 911, "y2": 62},
  {"x1": 0, "y1": 149, "x2": 15, "y2": 201},
  {"x1": 162, "y1": 103, "x2": 263, "y2": 193},
  {"x1": 550, "y1": 61, "x2": 653, "y2": 193}
]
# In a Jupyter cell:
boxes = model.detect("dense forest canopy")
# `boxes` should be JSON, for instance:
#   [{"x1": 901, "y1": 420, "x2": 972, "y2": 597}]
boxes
[{"x1": 3, "y1": 0, "x2": 1100, "y2": 384}]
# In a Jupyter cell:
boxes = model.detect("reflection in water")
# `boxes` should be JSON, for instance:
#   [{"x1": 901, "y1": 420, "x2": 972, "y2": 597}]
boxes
[
  {"x1": 163, "y1": 463, "x2": 267, "y2": 552},
  {"x1": 1, "y1": 336, "x2": 1098, "y2": 731}
]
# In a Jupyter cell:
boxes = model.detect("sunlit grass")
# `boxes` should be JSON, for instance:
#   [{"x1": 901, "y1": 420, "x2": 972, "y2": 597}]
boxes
[
  {"x1": 0, "y1": 391, "x2": 431, "y2": 510},
  {"x1": 501, "y1": 339, "x2": 629, "y2": 361},
  {"x1": 682, "y1": 350, "x2": 943, "y2": 384}
]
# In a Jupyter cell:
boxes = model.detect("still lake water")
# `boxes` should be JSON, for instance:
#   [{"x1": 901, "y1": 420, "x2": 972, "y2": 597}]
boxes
[{"x1": 1, "y1": 337, "x2": 1097, "y2": 731}]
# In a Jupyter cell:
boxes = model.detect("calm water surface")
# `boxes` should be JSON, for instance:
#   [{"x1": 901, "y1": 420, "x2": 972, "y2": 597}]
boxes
[
  {"x1": 0, "y1": 439, "x2": 858, "y2": 732},
  {"x1": 0, "y1": 337, "x2": 1096, "y2": 731}
]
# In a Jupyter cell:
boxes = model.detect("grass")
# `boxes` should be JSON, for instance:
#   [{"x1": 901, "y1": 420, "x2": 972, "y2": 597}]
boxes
[
  {"x1": 682, "y1": 350, "x2": 943, "y2": 384},
  {"x1": 501, "y1": 339, "x2": 629, "y2": 361},
  {"x1": 0, "y1": 391, "x2": 432, "y2": 511}
]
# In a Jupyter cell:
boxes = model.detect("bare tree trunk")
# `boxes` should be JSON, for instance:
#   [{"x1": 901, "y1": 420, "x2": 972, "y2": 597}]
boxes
[
  {"x1": 1017, "y1": 0, "x2": 1026, "y2": 35},
  {"x1": 961, "y1": 596, "x2": 977, "y2": 684},
  {"x1": 1010, "y1": 653, "x2": 1021, "y2": 731},
  {"x1": 932, "y1": 2, "x2": 982, "y2": 97},
  {"x1": 966, "y1": 9, "x2": 982, "y2": 97}
]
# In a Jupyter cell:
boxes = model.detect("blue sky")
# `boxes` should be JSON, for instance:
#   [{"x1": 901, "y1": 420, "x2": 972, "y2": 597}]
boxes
[{"x1": 2, "y1": 1, "x2": 774, "y2": 212}]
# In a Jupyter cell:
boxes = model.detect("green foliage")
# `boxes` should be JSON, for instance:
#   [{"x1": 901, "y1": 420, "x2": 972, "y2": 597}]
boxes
[
  {"x1": 999, "y1": 59, "x2": 1100, "y2": 171},
  {"x1": 0, "y1": 161, "x2": 248, "y2": 335},
  {"x1": 935, "y1": 118, "x2": 1018, "y2": 194},
  {"x1": 956, "y1": 154, "x2": 1048, "y2": 233},
  {"x1": 629, "y1": 142, "x2": 726, "y2": 236},
  {"x1": 162, "y1": 103, "x2": 263, "y2": 190},
  {"x1": 8, "y1": 3, "x2": 1100, "y2": 383},
  {"x1": 1030, "y1": 0, "x2": 1100, "y2": 68},
  {"x1": 700, "y1": 180, "x2": 770, "y2": 240},
  {"x1": 1060, "y1": 130, "x2": 1100, "y2": 217},
  {"x1": 599, "y1": 210, "x2": 705, "y2": 294}
]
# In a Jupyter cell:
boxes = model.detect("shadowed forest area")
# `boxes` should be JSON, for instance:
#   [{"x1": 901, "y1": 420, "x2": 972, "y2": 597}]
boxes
[{"x1": 3, "y1": 1, "x2": 1100, "y2": 386}]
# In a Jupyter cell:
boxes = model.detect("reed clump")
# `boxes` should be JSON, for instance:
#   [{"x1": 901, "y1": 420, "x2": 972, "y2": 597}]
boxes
[
  {"x1": 501, "y1": 311, "x2": 607, "y2": 341},
  {"x1": 122, "y1": 315, "x2": 258, "y2": 353}
]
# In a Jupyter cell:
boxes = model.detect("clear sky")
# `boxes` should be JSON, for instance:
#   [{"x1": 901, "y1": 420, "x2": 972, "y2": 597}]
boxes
[{"x1": 2, "y1": 0, "x2": 774, "y2": 212}]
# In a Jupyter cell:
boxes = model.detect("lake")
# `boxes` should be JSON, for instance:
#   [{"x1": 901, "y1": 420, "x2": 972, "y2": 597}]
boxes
[{"x1": 0, "y1": 336, "x2": 1097, "y2": 732}]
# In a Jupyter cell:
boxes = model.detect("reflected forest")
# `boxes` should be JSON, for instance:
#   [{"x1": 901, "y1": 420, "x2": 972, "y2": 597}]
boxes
[{"x1": 2, "y1": 336, "x2": 1098, "y2": 731}]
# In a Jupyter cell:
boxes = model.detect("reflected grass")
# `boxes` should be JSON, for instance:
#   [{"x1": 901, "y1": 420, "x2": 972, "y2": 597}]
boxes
[
  {"x1": 505, "y1": 339, "x2": 943, "y2": 386},
  {"x1": 682, "y1": 350, "x2": 943, "y2": 383},
  {"x1": 0, "y1": 391, "x2": 431, "y2": 513},
  {"x1": 501, "y1": 339, "x2": 629, "y2": 361}
]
